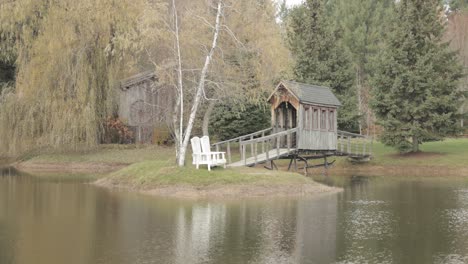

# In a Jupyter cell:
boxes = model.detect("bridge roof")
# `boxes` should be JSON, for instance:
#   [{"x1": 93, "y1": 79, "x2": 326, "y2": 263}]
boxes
[{"x1": 271, "y1": 80, "x2": 342, "y2": 107}]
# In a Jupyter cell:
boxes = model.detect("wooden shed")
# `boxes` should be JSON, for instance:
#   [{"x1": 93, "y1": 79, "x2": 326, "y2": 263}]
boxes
[
  {"x1": 267, "y1": 80, "x2": 341, "y2": 151},
  {"x1": 119, "y1": 71, "x2": 171, "y2": 144}
]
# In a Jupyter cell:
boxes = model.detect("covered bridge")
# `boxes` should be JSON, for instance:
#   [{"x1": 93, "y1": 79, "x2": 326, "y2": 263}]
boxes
[
  {"x1": 268, "y1": 80, "x2": 341, "y2": 151},
  {"x1": 211, "y1": 80, "x2": 373, "y2": 173}
]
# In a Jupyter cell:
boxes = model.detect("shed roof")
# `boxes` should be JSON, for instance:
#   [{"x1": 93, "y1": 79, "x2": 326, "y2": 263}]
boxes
[
  {"x1": 120, "y1": 71, "x2": 157, "y2": 90},
  {"x1": 269, "y1": 80, "x2": 342, "y2": 107}
]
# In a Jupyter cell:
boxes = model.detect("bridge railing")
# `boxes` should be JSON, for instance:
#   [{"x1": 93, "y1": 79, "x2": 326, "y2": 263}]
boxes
[
  {"x1": 212, "y1": 127, "x2": 273, "y2": 164},
  {"x1": 239, "y1": 128, "x2": 299, "y2": 166},
  {"x1": 337, "y1": 130, "x2": 373, "y2": 157}
]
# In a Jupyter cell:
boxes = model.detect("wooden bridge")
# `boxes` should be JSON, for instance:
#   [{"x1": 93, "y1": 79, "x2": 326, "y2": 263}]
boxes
[
  {"x1": 212, "y1": 127, "x2": 373, "y2": 174},
  {"x1": 210, "y1": 80, "x2": 374, "y2": 175}
]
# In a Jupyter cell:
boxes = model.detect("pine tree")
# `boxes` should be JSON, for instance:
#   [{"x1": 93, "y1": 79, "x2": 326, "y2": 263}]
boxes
[
  {"x1": 447, "y1": 0, "x2": 468, "y2": 11},
  {"x1": 287, "y1": 0, "x2": 359, "y2": 132},
  {"x1": 333, "y1": 0, "x2": 394, "y2": 134},
  {"x1": 372, "y1": 0, "x2": 464, "y2": 153}
]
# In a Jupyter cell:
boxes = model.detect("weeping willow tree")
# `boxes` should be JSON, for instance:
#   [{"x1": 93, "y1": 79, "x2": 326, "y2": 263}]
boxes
[{"x1": 0, "y1": 0, "x2": 166, "y2": 156}]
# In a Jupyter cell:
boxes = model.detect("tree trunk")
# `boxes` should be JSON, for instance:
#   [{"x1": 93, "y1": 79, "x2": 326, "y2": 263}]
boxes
[
  {"x1": 171, "y1": 0, "x2": 183, "y2": 165},
  {"x1": 176, "y1": 0, "x2": 223, "y2": 167},
  {"x1": 202, "y1": 100, "x2": 216, "y2": 136},
  {"x1": 412, "y1": 135, "x2": 419, "y2": 152},
  {"x1": 356, "y1": 67, "x2": 363, "y2": 135}
]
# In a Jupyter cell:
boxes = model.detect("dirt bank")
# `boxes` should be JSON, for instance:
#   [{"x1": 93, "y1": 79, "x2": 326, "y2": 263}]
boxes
[
  {"x1": 270, "y1": 162, "x2": 468, "y2": 177},
  {"x1": 323, "y1": 165, "x2": 468, "y2": 177},
  {"x1": 14, "y1": 162, "x2": 128, "y2": 173},
  {"x1": 94, "y1": 177, "x2": 341, "y2": 199}
]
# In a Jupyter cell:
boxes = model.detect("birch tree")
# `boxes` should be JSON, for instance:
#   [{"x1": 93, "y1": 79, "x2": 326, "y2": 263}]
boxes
[
  {"x1": 200, "y1": 0, "x2": 291, "y2": 136},
  {"x1": 171, "y1": 0, "x2": 224, "y2": 166}
]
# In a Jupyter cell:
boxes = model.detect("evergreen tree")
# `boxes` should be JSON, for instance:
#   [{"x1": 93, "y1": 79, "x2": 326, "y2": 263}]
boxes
[
  {"x1": 372, "y1": 0, "x2": 464, "y2": 153},
  {"x1": 287, "y1": 0, "x2": 359, "y2": 132},
  {"x1": 447, "y1": 0, "x2": 468, "y2": 11},
  {"x1": 209, "y1": 103, "x2": 270, "y2": 141},
  {"x1": 333, "y1": 0, "x2": 394, "y2": 134}
]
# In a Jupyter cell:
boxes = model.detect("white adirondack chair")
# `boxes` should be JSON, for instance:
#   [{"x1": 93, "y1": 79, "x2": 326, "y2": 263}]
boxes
[
  {"x1": 191, "y1": 137, "x2": 203, "y2": 168},
  {"x1": 191, "y1": 136, "x2": 226, "y2": 171}
]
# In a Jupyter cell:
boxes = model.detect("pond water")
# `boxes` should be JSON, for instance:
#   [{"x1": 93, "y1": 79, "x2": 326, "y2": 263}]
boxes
[{"x1": 1, "y1": 167, "x2": 468, "y2": 264}]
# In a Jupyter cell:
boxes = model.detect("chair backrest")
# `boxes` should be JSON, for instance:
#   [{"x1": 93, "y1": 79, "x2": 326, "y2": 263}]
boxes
[
  {"x1": 200, "y1": 136, "x2": 212, "y2": 153},
  {"x1": 191, "y1": 137, "x2": 202, "y2": 154}
]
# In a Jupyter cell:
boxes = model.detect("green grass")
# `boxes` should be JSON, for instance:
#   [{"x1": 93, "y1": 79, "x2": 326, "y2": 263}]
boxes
[
  {"x1": 16, "y1": 138, "x2": 468, "y2": 185},
  {"x1": 107, "y1": 160, "x2": 313, "y2": 188},
  {"x1": 356, "y1": 138, "x2": 468, "y2": 167},
  {"x1": 23, "y1": 145, "x2": 173, "y2": 164}
]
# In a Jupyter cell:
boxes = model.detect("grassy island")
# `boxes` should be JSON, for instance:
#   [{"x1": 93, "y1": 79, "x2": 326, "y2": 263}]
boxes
[{"x1": 6, "y1": 138, "x2": 468, "y2": 198}]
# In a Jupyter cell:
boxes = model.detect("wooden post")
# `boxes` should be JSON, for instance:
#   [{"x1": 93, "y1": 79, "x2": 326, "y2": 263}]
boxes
[
  {"x1": 287, "y1": 132, "x2": 291, "y2": 153},
  {"x1": 250, "y1": 135, "x2": 254, "y2": 160},
  {"x1": 347, "y1": 136, "x2": 351, "y2": 155},
  {"x1": 216, "y1": 144, "x2": 220, "y2": 153},
  {"x1": 276, "y1": 135, "x2": 280, "y2": 159},
  {"x1": 227, "y1": 142, "x2": 232, "y2": 164},
  {"x1": 363, "y1": 139, "x2": 367, "y2": 156},
  {"x1": 262, "y1": 131, "x2": 265, "y2": 154},
  {"x1": 340, "y1": 134, "x2": 345, "y2": 153},
  {"x1": 254, "y1": 142, "x2": 258, "y2": 165},
  {"x1": 239, "y1": 139, "x2": 242, "y2": 156},
  {"x1": 266, "y1": 140, "x2": 270, "y2": 161},
  {"x1": 242, "y1": 144, "x2": 246, "y2": 165}
]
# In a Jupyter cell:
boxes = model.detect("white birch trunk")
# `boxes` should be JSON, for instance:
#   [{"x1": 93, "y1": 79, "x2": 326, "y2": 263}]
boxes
[
  {"x1": 176, "y1": 0, "x2": 223, "y2": 167},
  {"x1": 171, "y1": 0, "x2": 183, "y2": 162}
]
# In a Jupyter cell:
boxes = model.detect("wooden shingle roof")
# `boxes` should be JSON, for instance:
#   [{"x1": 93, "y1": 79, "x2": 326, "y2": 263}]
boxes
[
  {"x1": 120, "y1": 71, "x2": 157, "y2": 90},
  {"x1": 270, "y1": 80, "x2": 342, "y2": 107}
]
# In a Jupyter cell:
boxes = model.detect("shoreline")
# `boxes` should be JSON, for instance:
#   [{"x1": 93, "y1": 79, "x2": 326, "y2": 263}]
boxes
[
  {"x1": 93, "y1": 178, "x2": 342, "y2": 199},
  {"x1": 7, "y1": 160, "x2": 342, "y2": 199},
  {"x1": 13, "y1": 161, "x2": 129, "y2": 173},
  {"x1": 4, "y1": 138, "x2": 468, "y2": 199},
  {"x1": 7, "y1": 160, "x2": 468, "y2": 199},
  {"x1": 10, "y1": 160, "x2": 468, "y2": 177}
]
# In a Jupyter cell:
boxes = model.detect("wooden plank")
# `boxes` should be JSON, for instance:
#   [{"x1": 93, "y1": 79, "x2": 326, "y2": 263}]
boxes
[
  {"x1": 228, "y1": 148, "x2": 292, "y2": 167},
  {"x1": 241, "y1": 128, "x2": 298, "y2": 145},
  {"x1": 214, "y1": 127, "x2": 272, "y2": 145}
]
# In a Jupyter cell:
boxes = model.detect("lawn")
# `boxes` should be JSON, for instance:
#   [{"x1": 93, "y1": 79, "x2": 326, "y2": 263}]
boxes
[
  {"x1": 22, "y1": 144, "x2": 174, "y2": 164},
  {"x1": 15, "y1": 138, "x2": 468, "y2": 179},
  {"x1": 106, "y1": 160, "x2": 314, "y2": 189},
  {"x1": 357, "y1": 138, "x2": 468, "y2": 167}
]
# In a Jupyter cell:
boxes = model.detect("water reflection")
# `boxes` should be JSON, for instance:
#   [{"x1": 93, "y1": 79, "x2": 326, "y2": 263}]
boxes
[{"x1": 1, "y1": 171, "x2": 468, "y2": 264}]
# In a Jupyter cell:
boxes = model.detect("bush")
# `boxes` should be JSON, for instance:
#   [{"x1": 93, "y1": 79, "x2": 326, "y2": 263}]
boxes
[{"x1": 102, "y1": 117, "x2": 134, "y2": 144}]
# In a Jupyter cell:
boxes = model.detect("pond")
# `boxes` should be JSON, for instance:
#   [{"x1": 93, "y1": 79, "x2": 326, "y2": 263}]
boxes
[{"x1": 1, "y1": 167, "x2": 468, "y2": 264}]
